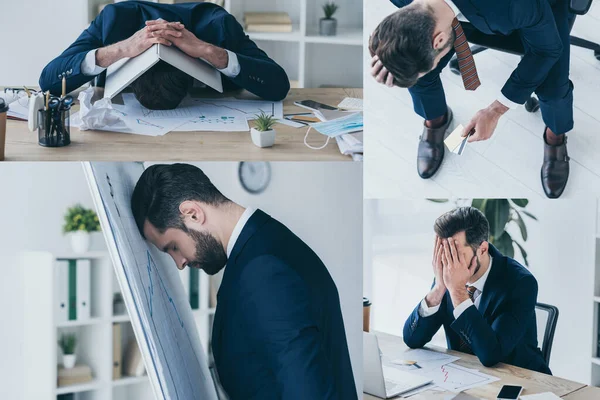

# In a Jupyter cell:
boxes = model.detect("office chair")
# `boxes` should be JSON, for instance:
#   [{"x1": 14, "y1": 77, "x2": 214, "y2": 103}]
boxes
[
  {"x1": 449, "y1": 0, "x2": 599, "y2": 113},
  {"x1": 535, "y1": 302, "x2": 559, "y2": 365}
]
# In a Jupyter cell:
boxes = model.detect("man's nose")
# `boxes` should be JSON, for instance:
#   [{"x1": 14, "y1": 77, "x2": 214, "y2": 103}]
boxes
[{"x1": 174, "y1": 255, "x2": 187, "y2": 270}]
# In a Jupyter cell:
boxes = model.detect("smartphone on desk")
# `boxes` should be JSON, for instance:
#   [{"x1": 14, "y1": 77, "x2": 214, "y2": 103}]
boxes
[
  {"x1": 497, "y1": 385, "x2": 523, "y2": 400},
  {"x1": 294, "y1": 100, "x2": 337, "y2": 112}
]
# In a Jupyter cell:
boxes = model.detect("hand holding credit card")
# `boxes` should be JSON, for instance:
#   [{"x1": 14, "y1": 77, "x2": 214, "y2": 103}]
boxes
[{"x1": 444, "y1": 124, "x2": 474, "y2": 155}]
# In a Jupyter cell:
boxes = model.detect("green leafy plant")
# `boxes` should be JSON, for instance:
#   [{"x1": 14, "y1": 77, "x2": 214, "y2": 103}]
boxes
[
  {"x1": 254, "y1": 112, "x2": 277, "y2": 132},
  {"x1": 322, "y1": 1, "x2": 339, "y2": 19},
  {"x1": 470, "y1": 199, "x2": 537, "y2": 266},
  {"x1": 63, "y1": 204, "x2": 100, "y2": 233},
  {"x1": 58, "y1": 333, "x2": 77, "y2": 355}
]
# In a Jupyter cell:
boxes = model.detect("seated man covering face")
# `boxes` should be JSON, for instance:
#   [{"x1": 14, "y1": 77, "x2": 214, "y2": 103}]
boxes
[
  {"x1": 130, "y1": 163, "x2": 358, "y2": 400},
  {"x1": 40, "y1": 0, "x2": 290, "y2": 110},
  {"x1": 403, "y1": 207, "x2": 551, "y2": 374}
]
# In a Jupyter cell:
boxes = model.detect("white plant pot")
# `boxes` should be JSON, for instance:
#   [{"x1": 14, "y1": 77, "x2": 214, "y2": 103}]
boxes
[
  {"x1": 63, "y1": 354, "x2": 76, "y2": 369},
  {"x1": 71, "y1": 231, "x2": 91, "y2": 254},
  {"x1": 250, "y1": 128, "x2": 276, "y2": 148}
]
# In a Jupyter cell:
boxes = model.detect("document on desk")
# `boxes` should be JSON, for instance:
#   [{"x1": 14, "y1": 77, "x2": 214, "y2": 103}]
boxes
[
  {"x1": 188, "y1": 98, "x2": 284, "y2": 120},
  {"x1": 414, "y1": 363, "x2": 499, "y2": 392},
  {"x1": 520, "y1": 393, "x2": 562, "y2": 400},
  {"x1": 391, "y1": 349, "x2": 460, "y2": 372}
]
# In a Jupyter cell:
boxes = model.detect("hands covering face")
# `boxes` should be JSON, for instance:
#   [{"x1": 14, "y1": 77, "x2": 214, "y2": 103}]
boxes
[{"x1": 434, "y1": 236, "x2": 477, "y2": 292}]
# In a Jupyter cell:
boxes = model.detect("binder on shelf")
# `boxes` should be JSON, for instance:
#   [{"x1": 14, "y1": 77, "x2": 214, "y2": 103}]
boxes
[
  {"x1": 76, "y1": 259, "x2": 91, "y2": 321},
  {"x1": 190, "y1": 268, "x2": 200, "y2": 310},
  {"x1": 68, "y1": 260, "x2": 77, "y2": 320},
  {"x1": 55, "y1": 260, "x2": 69, "y2": 323},
  {"x1": 113, "y1": 323, "x2": 123, "y2": 380}
]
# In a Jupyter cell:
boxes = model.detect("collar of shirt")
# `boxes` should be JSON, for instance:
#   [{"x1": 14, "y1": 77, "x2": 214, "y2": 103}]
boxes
[
  {"x1": 226, "y1": 207, "x2": 256, "y2": 258},
  {"x1": 468, "y1": 255, "x2": 493, "y2": 294},
  {"x1": 443, "y1": 0, "x2": 468, "y2": 22}
]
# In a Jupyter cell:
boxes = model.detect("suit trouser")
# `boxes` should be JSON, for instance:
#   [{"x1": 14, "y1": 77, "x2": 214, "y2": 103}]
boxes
[{"x1": 407, "y1": 0, "x2": 575, "y2": 135}]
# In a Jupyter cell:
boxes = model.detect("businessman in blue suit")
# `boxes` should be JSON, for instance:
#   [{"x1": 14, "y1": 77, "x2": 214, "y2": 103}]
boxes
[
  {"x1": 40, "y1": 1, "x2": 290, "y2": 109},
  {"x1": 370, "y1": 0, "x2": 574, "y2": 198},
  {"x1": 131, "y1": 163, "x2": 357, "y2": 400},
  {"x1": 403, "y1": 207, "x2": 550, "y2": 374}
]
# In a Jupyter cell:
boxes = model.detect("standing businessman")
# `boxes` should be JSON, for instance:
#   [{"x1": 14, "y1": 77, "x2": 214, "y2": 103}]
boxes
[
  {"x1": 403, "y1": 207, "x2": 550, "y2": 374},
  {"x1": 130, "y1": 163, "x2": 357, "y2": 400},
  {"x1": 40, "y1": 1, "x2": 290, "y2": 109},
  {"x1": 370, "y1": 0, "x2": 574, "y2": 198}
]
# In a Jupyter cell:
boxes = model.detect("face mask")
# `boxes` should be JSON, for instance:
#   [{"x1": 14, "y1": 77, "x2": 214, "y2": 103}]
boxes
[{"x1": 304, "y1": 112, "x2": 363, "y2": 150}]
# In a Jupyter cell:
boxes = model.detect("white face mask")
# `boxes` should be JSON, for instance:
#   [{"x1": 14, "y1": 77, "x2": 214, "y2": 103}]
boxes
[{"x1": 304, "y1": 112, "x2": 363, "y2": 150}]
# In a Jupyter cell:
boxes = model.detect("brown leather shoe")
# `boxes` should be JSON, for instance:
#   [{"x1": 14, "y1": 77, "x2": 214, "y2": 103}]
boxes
[
  {"x1": 541, "y1": 131, "x2": 569, "y2": 199},
  {"x1": 417, "y1": 108, "x2": 453, "y2": 179}
]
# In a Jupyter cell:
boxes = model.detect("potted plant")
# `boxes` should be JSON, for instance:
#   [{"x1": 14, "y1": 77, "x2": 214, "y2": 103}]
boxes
[
  {"x1": 59, "y1": 333, "x2": 77, "y2": 369},
  {"x1": 251, "y1": 112, "x2": 277, "y2": 148},
  {"x1": 320, "y1": 1, "x2": 339, "y2": 36},
  {"x1": 63, "y1": 204, "x2": 101, "y2": 254}
]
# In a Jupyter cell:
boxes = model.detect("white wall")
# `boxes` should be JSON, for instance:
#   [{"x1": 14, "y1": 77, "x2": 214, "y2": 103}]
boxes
[
  {"x1": 365, "y1": 198, "x2": 596, "y2": 385},
  {"x1": 0, "y1": 161, "x2": 364, "y2": 398}
]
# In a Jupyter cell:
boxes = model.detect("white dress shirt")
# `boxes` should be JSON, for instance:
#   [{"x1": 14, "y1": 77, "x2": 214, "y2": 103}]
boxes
[
  {"x1": 443, "y1": 0, "x2": 521, "y2": 110},
  {"x1": 226, "y1": 207, "x2": 256, "y2": 258},
  {"x1": 419, "y1": 256, "x2": 494, "y2": 319},
  {"x1": 81, "y1": 48, "x2": 241, "y2": 78}
]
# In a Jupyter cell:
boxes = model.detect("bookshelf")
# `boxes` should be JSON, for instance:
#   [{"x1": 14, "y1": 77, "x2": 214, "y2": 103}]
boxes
[
  {"x1": 593, "y1": 199, "x2": 600, "y2": 387},
  {"x1": 85, "y1": 0, "x2": 363, "y2": 89},
  {"x1": 20, "y1": 250, "x2": 217, "y2": 400}
]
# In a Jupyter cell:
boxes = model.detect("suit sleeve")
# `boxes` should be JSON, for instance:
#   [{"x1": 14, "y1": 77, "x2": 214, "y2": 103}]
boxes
[
  {"x1": 238, "y1": 255, "x2": 339, "y2": 399},
  {"x1": 403, "y1": 280, "x2": 445, "y2": 348},
  {"x1": 220, "y1": 14, "x2": 290, "y2": 101},
  {"x1": 450, "y1": 275, "x2": 538, "y2": 367},
  {"x1": 39, "y1": 8, "x2": 108, "y2": 95},
  {"x1": 502, "y1": 0, "x2": 564, "y2": 104}
]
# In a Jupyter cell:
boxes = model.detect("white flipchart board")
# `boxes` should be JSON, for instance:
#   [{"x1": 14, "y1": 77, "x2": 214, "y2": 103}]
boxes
[{"x1": 83, "y1": 161, "x2": 219, "y2": 400}]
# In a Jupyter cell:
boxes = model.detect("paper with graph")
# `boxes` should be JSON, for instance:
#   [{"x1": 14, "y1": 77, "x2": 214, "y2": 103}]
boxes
[
  {"x1": 415, "y1": 363, "x2": 499, "y2": 392},
  {"x1": 391, "y1": 348, "x2": 459, "y2": 371},
  {"x1": 83, "y1": 162, "x2": 218, "y2": 400}
]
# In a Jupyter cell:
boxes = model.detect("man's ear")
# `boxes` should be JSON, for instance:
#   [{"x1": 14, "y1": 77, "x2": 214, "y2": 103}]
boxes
[
  {"x1": 179, "y1": 201, "x2": 206, "y2": 226},
  {"x1": 478, "y1": 241, "x2": 489, "y2": 257},
  {"x1": 432, "y1": 31, "x2": 448, "y2": 51}
]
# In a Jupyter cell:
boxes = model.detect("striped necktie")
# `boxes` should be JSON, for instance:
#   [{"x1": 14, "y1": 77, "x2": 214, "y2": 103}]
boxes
[
  {"x1": 452, "y1": 18, "x2": 481, "y2": 91},
  {"x1": 458, "y1": 286, "x2": 478, "y2": 353}
]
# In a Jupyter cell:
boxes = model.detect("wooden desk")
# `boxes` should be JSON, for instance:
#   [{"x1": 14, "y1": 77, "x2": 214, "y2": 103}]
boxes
[
  {"x1": 3, "y1": 88, "x2": 361, "y2": 161},
  {"x1": 364, "y1": 332, "x2": 588, "y2": 399},
  {"x1": 562, "y1": 386, "x2": 600, "y2": 399}
]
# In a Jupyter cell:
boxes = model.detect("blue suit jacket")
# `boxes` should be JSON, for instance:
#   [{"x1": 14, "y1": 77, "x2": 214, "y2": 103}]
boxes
[
  {"x1": 403, "y1": 244, "x2": 551, "y2": 374},
  {"x1": 211, "y1": 210, "x2": 357, "y2": 400},
  {"x1": 39, "y1": 1, "x2": 290, "y2": 101},
  {"x1": 389, "y1": 0, "x2": 565, "y2": 104}
]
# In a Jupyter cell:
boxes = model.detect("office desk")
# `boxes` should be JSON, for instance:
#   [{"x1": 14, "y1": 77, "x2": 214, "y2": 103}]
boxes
[
  {"x1": 3, "y1": 88, "x2": 361, "y2": 161},
  {"x1": 364, "y1": 332, "x2": 589, "y2": 399},
  {"x1": 562, "y1": 386, "x2": 600, "y2": 399}
]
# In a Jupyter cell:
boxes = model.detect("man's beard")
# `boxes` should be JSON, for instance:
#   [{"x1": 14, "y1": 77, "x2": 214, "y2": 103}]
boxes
[
  {"x1": 471, "y1": 255, "x2": 481, "y2": 278},
  {"x1": 186, "y1": 229, "x2": 227, "y2": 275}
]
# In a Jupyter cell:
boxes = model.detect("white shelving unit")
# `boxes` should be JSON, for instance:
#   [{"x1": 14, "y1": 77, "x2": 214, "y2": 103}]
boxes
[
  {"x1": 593, "y1": 199, "x2": 600, "y2": 387},
  {"x1": 21, "y1": 250, "x2": 217, "y2": 400},
  {"x1": 85, "y1": 0, "x2": 363, "y2": 89}
]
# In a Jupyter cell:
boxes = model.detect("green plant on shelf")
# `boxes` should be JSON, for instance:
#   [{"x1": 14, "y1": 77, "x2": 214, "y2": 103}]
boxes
[
  {"x1": 254, "y1": 112, "x2": 277, "y2": 132},
  {"x1": 63, "y1": 204, "x2": 101, "y2": 233},
  {"x1": 58, "y1": 333, "x2": 77, "y2": 355},
  {"x1": 322, "y1": 1, "x2": 339, "y2": 19}
]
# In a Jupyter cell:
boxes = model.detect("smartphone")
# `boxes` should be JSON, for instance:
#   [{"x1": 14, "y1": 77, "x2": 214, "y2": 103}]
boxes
[
  {"x1": 294, "y1": 100, "x2": 337, "y2": 112},
  {"x1": 497, "y1": 385, "x2": 523, "y2": 400}
]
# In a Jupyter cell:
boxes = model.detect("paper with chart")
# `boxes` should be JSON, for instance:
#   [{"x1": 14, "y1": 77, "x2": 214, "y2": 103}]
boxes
[
  {"x1": 391, "y1": 348, "x2": 460, "y2": 372},
  {"x1": 83, "y1": 162, "x2": 218, "y2": 400},
  {"x1": 414, "y1": 363, "x2": 499, "y2": 392}
]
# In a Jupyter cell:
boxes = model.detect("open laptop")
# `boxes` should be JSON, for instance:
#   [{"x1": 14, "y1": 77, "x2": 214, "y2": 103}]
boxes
[{"x1": 363, "y1": 332, "x2": 432, "y2": 398}]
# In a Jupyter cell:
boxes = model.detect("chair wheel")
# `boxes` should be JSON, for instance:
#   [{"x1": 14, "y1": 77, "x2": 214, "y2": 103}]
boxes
[
  {"x1": 595, "y1": 49, "x2": 600, "y2": 60},
  {"x1": 525, "y1": 97, "x2": 540, "y2": 113},
  {"x1": 449, "y1": 58, "x2": 461, "y2": 75}
]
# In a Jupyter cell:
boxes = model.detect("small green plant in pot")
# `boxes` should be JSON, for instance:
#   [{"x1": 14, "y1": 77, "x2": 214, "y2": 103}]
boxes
[
  {"x1": 63, "y1": 204, "x2": 100, "y2": 254},
  {"x1": 251, "y1": 112, "x2": 277, "y2": 148},
  {"x1": 59, "y1": 333, "x2": 78, "y2": 369},
  {"x1": 320, "y1": 1, "x2": 339, "y2": 36}
]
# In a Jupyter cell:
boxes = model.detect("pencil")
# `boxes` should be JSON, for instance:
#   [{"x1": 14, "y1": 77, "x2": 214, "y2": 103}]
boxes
[
  {"x1": 62, "y1": 76, "x2": 66, "y2": 98},
  {"x1": 45, "y1": 91, "x2": 50, "y2": 109}
]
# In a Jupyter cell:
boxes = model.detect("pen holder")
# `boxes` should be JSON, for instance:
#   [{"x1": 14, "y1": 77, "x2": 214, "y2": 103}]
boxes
[{"x1": 38, "y1": 108, "x2": 71, "y2": 147}]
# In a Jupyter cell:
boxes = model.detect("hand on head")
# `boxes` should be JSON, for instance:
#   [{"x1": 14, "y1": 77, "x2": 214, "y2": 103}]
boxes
[
  {"x1": 370, "y1": 55, "x2": 395, "y2": 87},
  {"x1": 440, "y1": 237, "x2": 476, "y2": 292}
]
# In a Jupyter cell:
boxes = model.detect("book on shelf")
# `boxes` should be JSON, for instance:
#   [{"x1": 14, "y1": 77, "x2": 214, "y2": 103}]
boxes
[
  {"x1": 244, "y1": 12, "x2": 293, "y2": 33},
  {"x1": 113, "y1": 323, "x2": 123, "y2": 380},
  {"x1": 124, "y1": 339, "x2": 146, "y2": 377},
  {"x1": 57, "y1": 364, "x2": 93, "y2": 387},
  {"x1": 55, "y1": 259, "x2": 92, "y2": 322}
]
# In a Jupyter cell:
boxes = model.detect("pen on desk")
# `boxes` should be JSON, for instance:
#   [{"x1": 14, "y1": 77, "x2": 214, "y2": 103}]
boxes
[
  {"x1": 62, "y1": 76, "x2": 66, "y2": 98},
  {"x1": 23, "y1": 86, "x2": 31, "y2": 98},
  {"x1": 45, "y1": 91, "x2": 50, "y2": 110}
]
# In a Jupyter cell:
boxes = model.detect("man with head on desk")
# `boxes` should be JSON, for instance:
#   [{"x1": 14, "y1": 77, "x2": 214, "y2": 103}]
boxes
[
  {"x1": 39, "y1": 1, "x2": 290, "y2": 110},
  {"x1": 403, "y1": 207, "x2": 551, "y2": 374},
  {"x1": 369, "y1": 0, "x2": 575, "y2": 199},
  {"x1": 130, "y1": 163, "x2": 357, "y2": 400}
]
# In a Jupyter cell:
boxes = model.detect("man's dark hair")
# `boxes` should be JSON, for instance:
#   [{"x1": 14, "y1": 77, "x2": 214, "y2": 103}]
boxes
[
  {"x1": 369, "y1": 4, "x2": 438, "y2": 88},
  {"x1": 434, "y1": 207, "x2": 489, "y2": 251},
  {"x1": 129, "y1": 61, "x2": 193, "y2": 110},
  {"x1": 131, "y1": 163, "x2": 230, "y2": 238}
]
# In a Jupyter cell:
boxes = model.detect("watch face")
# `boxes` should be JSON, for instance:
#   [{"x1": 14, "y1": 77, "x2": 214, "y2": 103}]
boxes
[{"x1": 238, "y1": 162, "x2": 271, "y2": 194}]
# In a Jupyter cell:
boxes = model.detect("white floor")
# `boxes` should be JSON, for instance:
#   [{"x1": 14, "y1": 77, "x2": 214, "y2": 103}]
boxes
[{"x1": 364, "y1": 0, "x2": 600, "y2": 199}]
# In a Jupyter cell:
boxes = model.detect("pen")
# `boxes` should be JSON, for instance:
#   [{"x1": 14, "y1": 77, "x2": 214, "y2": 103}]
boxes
[
  {"x1": 23, "y1": 86, "x2": 31, "y2": 98},
  {"x1": 62, "y1": 76, "x2": 66, "y2": 98}
]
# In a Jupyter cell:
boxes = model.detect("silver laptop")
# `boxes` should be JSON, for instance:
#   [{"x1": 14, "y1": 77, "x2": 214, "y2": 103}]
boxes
[{"x1": 363, "y1": 332, "x2": 432, "y2": 398}]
